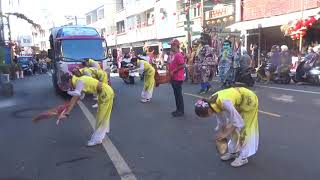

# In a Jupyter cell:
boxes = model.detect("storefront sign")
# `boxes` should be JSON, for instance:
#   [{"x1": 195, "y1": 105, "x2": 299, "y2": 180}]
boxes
[{"x1": 205, "y1": 4, "x2": 234, "y2": 20}]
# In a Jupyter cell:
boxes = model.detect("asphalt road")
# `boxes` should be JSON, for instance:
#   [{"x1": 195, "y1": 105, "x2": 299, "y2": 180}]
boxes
[{"x1": 0, "y1": 74, "x2": 319, "y2": 180}]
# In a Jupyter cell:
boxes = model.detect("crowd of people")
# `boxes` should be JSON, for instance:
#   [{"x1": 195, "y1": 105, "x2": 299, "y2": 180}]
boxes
[
  {"x1": 12, "y1": 55, "x2": 51, "y2": 79},
  {"x1": 52, "y1": 35, "x2": 263, "y2": 168}
]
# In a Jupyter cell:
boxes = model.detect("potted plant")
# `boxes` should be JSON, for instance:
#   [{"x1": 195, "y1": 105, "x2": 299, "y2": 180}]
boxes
[{"x1": 0, "y1": 64, "x2": 11, "y2": 82}]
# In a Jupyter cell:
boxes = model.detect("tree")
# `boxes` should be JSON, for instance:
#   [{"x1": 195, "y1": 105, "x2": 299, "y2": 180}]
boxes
[{"x1": 0, "y1": 12, "x2": 44, "y2": 43}]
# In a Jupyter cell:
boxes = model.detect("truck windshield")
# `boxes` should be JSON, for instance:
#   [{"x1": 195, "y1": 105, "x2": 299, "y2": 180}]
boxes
[{"x1": 61, "y1": 39, "x2": 106, "y2": 61}]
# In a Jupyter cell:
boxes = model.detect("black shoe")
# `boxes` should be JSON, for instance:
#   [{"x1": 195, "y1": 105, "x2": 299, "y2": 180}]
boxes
[
  {"x1": 171, "y1": 111, "x2": 177, "y2": 116},
  {"x1": 172, "y1": 111, "x2": 184, "y2": 117}
]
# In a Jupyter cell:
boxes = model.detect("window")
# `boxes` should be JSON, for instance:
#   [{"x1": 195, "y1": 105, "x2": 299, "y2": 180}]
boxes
[
  {"x1": 127, "y1": 16, "x2": 135, "y2": 29},
  {"x1": 23, "y1": 39, "x2": 31, "y2": 43},
  {"x1": 116, "y1": 20, "x2": 125, "y2": 34},
  {"x1": 86, "y1": 15, "x2": 91, "y2": 25},
  {"x1": 193, "y1": 7, "x2": 200, "y2": 18},
  {"x1": 117, "y1": 0, "x2": 124, "y2": 11},
  {"x1": 98, "y1": 8, "x2": 104, "y2": 20},
  {"x1": 101, "y1": 28, "x2": 106, "y2": 36},
  {"x1": 91, "y1": 11, "x2": 98, "y2": 23},
  {"x1": 147, "y1": 11, "x2": 154, "y2": 26}
]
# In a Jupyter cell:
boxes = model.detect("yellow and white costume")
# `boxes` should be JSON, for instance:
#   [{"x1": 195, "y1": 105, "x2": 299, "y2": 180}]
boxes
[
  {"x1": 210, "y1": 87, "x2": 259, "y2": 159},
  {"x1": 87, "y1": 58, "x2": 101, "y2": 69},
  {"x1": 80, "y1": 67, "x2": 109, "y2": 85},
  {"x1": 68, "y1": 75, "x2": 114, "y2": 142},
  {"x1": 137, "y1": 59, "x2": 155, "y2": 101}
]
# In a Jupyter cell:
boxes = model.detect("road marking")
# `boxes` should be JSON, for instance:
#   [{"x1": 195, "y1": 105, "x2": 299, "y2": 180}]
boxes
[
  {"x1": 184, "y1": 92, "x2": 281, "y2": 118},
  {"x1": 257, "y1": 110, "x2": 281, "y2": 118},
  {"x1": 210, "y1": 79, "x2": 320, "y2": 95},
  {"x1": 78, "y1": 101, "x2": 137, "y2": 180},
  {"x1": 255, "y1": 85, "x2": 320, "y2": 95},
  {"x1": 271, "y1": 94, "x2": 295, "y2": 103}
]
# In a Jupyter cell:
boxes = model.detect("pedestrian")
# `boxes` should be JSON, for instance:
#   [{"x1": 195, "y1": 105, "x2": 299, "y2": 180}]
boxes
[
  {"x1": 59, "y1": 73, "x2": 114, "y2": 146},
  {"x1": 218, "y1": 40, "x2": 233, "y2": 85},
  {"x1": 168, "y1": 39, "x2": 185, "y2": 117},
  {"x1": 131, "y1": 57, "x2": 156, "y2": 103},
  {"x1": 250, "y1": 44, "x2": 258, "y2": 68},
  {"x1": 194, "y1": 87, "x2": 259, "y2": 167},
  {"x1": 265, "y1": 45, "x2": 280, "y2": 83},
  {"x1": 195, "y1": 33, "x2": 217, "y2": 94},
  {"x1": 239, "y1": 47, "x2": 252, "y2": 70},
  {"x1": 13, "y1": 56, "x2": 23, "y2": 79}
]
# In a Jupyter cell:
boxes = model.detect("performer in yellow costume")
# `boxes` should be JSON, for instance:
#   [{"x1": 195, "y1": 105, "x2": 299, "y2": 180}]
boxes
[
  {"x1": 80, "y1": 67, "x2": 109, "y2": 85},
  {"x1": 131, "y1": 58, "x2": 156, "y2": 103},
  {"x1": 194, "y1": 87, "x2": 259, "y2": 167},
  {"x1": 59, "y1": 73, "x2": 114, "y2": 146},
  {"x1": 83, "y1": 58, "x2": 101, "y2": 69}
]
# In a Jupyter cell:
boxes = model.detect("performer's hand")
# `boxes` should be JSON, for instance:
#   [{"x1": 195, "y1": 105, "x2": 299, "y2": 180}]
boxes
[
  {"x1": 215, "y1": 131, "x2": 228, "y2": 141},
  {"x1": 59, "y1": 113, "x2": 69, "y2": 119}
]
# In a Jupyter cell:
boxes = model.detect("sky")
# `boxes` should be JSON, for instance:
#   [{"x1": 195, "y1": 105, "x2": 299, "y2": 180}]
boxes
[{"x1": 2, "y1": 0, "x2": 107, "y2": 37}]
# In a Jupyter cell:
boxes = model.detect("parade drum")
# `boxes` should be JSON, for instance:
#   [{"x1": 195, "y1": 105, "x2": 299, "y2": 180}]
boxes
[
  {"x1": 215, "y1": 138, "x2": 228, "y2": 155},
  {"x1": 119, "y1": 68, "x2": 129, "y2": 78},
  {"x1": 156, "y1": 70, "x2": 170, "y2": 84}
]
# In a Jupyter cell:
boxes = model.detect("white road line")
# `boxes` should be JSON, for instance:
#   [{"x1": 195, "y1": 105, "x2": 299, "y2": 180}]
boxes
[
  {"x1": 210, "y1": 79, "x2": 320, "y2": 95},
  {"x1": 78, "y1": 101, "x2": 137, "y2": 180},
  {"x1": 255, "y1": 85, "x2": 320, "y2": 95}
]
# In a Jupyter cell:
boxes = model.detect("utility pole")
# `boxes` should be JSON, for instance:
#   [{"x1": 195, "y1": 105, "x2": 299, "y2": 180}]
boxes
[
  {"x1": 185, "y1": 0, "x2": 192, "y2": 53},
  {"x1": 0, "y1": 0, "x2": 5, "y2": 45},
  {"x1": 75, "y1": 16, "x2": 78, "y2": 25},
  {"x1": 201, "y1": 0, "x2": 205, "y2": 28}
]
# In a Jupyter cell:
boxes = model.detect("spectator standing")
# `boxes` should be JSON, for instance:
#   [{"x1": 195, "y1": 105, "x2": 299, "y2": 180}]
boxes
[{"x1": 168, "y1": 39, "x2": 185, "y2": 117}]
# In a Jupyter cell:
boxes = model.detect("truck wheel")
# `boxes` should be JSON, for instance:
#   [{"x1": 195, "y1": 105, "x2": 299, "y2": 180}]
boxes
[{"x1": 52, "y1": 74, "x2": 64, "y2": 95}]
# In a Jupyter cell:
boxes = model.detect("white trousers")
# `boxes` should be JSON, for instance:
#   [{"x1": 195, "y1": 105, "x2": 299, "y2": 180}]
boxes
[
  {"x1": 141, "y1": 89, "x2": 153, "y2": 100},
  {"x1": 90, "y1": 123, "x2": 110, "y2": 142}
]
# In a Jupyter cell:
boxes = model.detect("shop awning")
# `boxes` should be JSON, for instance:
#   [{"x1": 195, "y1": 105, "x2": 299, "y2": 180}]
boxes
[
  {"x1": 227, "y1": 8, "x2": 320, "y2": 31},
  {"x1": 162, "y1": 42, "x2": 171, "y2": 49}
]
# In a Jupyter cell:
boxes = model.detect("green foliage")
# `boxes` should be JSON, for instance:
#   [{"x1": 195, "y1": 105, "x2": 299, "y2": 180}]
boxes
[{"x1": 0, "y1": 47, "x2": 5, "y2": 64}]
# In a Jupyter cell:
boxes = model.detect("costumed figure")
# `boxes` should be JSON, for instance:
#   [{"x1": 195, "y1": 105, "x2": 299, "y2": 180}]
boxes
[
  {"x1": 195, "y1": 33, "x2": 217, "y2": 94},
  {"x1": 131, "y1": 57, "x2": 156, "y2": 103},
  {"x1": 59, "y1": 73, "x2": 114, "y2": 146},
  {"x1": 195, "y1": 87, "x2": 259, "y2": 167},
  {"x1": 218, "y1": 40, "x2": 233, "y2": 85}
]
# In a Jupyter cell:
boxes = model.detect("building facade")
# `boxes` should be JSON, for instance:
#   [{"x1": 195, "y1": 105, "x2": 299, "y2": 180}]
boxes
[
  {"x1": 86, "y1": 0, "x2": 185, "y2": 55},
  {"x1": 229, "y1": 0, "x2": 320, "y2": 52}
]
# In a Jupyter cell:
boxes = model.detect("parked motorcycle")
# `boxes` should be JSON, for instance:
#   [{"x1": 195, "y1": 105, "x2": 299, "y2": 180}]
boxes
[
  {"x1": 21, "y1": 63, "x2": 33, "y2": 75},
  {"x1": 222, "y1": 67, "x2": 256, "y2": 88},
  {"x1": 119, "y1": 61, "x2": 135, "y2": 84},
  {"x1": 256, "y1": 58, "x2": 291, "y2": 84},
  {"x1": 291, "y1": 59, "x2": 320, "y2": 85},
  {"x1": 39, "y1": 61, "x2": 48, "y2": 74}
]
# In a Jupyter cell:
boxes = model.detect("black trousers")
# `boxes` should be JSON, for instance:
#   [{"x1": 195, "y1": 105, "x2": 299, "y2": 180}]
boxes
[{"x1": 171, "y1": 80, "x2": 184, "y2": 113}]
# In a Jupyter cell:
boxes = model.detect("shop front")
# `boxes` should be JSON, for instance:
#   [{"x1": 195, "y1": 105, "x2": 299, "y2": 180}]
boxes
[
  {"x1": 204, "y1": 3, "x2": 240, "y2": 50},
  {"x1": 228, "y1": 8, "x2": 320, "y2": 53},
  {"x1": 281, "y1": 14, "x2": 320, "y2": 53}
]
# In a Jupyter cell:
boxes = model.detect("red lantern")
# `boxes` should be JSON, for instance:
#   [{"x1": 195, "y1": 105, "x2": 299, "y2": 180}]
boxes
[
  {"x1": 303, "y1": 19, "x2": 309, "y2": 27},
  {"x1": 296, "y1": 35, "x2": 300, "y2": 40},
  {"x1": 173, "y1": 12, "x2": 176, "y2": 16},
  {"x1": 290, "y1": 35, "x2": 295, "y2": 39},
  {"x1": 196, "y1": 3, "x2": 201, "y2": 8},
  {"x1": 294, "y1": 20, "x2": 303, "y2": 30},
  {"x1": 161, "y1": 16, "x2": 165, "y2": 20},
  {"x1": 308, "y1": 16, "x2": 317, "y2": 26}
]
